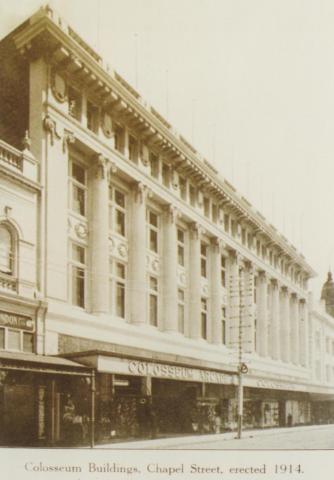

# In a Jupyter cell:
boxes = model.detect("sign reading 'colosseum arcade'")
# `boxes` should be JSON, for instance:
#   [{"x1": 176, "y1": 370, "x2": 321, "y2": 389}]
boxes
[
  {"x1": 97, "y1": 356, "x2": 233, "y2": 385},
  {"x1": 0, "y1": 311, "x2": 34, "y2": 331}
]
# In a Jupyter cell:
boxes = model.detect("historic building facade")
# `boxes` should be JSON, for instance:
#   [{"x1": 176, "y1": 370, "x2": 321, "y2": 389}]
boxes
[{"x1": 0, "y1": 5, "x2": 334, "y2": 445}]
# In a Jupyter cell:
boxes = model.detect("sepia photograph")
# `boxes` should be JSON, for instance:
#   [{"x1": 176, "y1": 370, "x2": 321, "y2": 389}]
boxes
[{"x1": 1, "y1": 1, "x2": 334, "y2": 471}]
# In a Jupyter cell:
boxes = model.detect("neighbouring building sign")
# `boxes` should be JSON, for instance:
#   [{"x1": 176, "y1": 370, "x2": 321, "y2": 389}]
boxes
[
  {"x1": 97, "y1": 355, "x2": 234, "y2": 385},
  {"x1": 0, "y1": 311, "x2": 34, "y2": 331}
]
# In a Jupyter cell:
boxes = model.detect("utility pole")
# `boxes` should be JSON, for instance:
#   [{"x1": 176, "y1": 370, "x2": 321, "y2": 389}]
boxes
[{"x1": 236, "y1": 266, "x2": 249, "y2": 439}]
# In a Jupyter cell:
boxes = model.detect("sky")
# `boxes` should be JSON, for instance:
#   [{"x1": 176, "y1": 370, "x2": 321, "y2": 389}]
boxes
[{"x1": 1, "y1": 0, "x2": 334, "y2": 299}]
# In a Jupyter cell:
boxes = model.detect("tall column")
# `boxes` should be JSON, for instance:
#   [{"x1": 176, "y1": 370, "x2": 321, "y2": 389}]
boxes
[
  {"x1": 189, "y1": 223, "x2": 202, "y2": 339},
  {"x1": 162, "y1": 205, "x2": 179, "y2": 332},
  {"x1": 256, "y1": 271, "x2": 268, "y2": 357},
  {"x1": 228, "y1": 250, "x2": 240, "y2": 348},
  {"x1": 299, "y1": 299, "x2": 308, "y2": 367},
  {"x1": 270, "y1": 279, "x2": 280, "y2": 360},
  {"x1": 210, "y1": 238, "x2": 222, "y2": 344},
  {"x1": 290, "y1": 293, "x2": 300, "y2": 365},
  {"x1": 129, "y1": 182, "x2": 150, "y2": 324},
  {"x1": 280, "y1": 287, "x2": 291, "y2": 363},
  {"x1": 242, "y1": 263, "x2": 255, "y2": 354},
  {"x1": 90, "y1": 155, "x2": 111, "y2": 313}
]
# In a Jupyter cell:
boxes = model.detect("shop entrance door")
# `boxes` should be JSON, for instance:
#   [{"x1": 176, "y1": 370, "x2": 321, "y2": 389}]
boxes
[{"x1": 2, "y1": 384, "x2": 35, "y2": 445}]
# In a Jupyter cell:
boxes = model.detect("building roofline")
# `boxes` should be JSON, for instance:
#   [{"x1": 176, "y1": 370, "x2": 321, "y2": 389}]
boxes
[{"x1": 1, "y1": 3, "x2": 316, "y2": 277}]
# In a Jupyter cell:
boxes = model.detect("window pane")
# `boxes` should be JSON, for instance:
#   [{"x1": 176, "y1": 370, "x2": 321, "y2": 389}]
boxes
[
  {"x1": 150, "y1": 276, "x2": 158, "y2": 291},
  {"x1": 72, "y1": 163, "x2": 85, "y2": 185},
  {"x1": 201, "y1": 313, "x2": 207, "y2": 340},
  {"x1": 178, "y1": 289, "x2": 184, "y2": 301},
  {"x1": 116, "y1": 210, "x2": 125, "y2": 236},
  {"x1": 178, "y1": 245, "x2": 184, "y2": 266},
  {"x1": 72, "y1": 266, "x2": 85, "y2": 307},
  {"x1": 0, "y1": 328, "x2": 4, "y2": 349},
  {"x1": 116, "y1": 263, "x2": 125, "y2": 279},
  {"x1": 149, "y1": 211, "x2": 158, "y2": 227},
  {"x1": 23, "y1": 332, "x2": 34, "y2": 353},
  {"x1": 0, "y1": 226, "x2": 12, "y2": 274},
  {"x1": 177, "y1": 229, "x2": 184, "y2": 243},
  {"x1": 72, "y1": 184, "x2": 85, "y2": 216},
  {"x1": 72, "y1": 245, "x2": 85, "y2": 264},
  {"x1": 201, "y1": 258, "x2": 207, "y2": 277},
  {"x1": 116, "y1": 282, "x2": 125, "y2": 318},
  {"x1": 178, "y1": 304, "x2": 184, "y2": 333},
  {"x1": 200, "y1": 243, "x2": 207, "y2": 256},
  {"x1": 150, "y1": 152, "x2": 159, "y2": 178},
  {"x1": 8, "y1": 329, "x2": 20, "y2": 350},
  {"x1": 150, "y1": 230, "x2": 158, "y2": 252},
  {"x1": 149, "y1": 294, "x2": 158, "y2": 326},
  {"x1": 115, "y1": 190, "x2": 125, "y2": 208}
]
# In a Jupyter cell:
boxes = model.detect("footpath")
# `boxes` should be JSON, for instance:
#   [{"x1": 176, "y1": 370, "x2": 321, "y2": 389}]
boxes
[{"x1": 96, "y1": 423, "x2": 334, "y2": 449}]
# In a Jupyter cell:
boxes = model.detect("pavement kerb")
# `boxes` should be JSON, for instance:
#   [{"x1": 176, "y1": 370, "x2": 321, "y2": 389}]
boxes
[{"x1": 96, "y1": 423, "x2": 334, "y2": 449}]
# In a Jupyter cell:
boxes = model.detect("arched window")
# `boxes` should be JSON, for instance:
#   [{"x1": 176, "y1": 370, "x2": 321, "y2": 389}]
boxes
[{"x1": 0, "y1": 225, "x2": 13, "y2": 274}]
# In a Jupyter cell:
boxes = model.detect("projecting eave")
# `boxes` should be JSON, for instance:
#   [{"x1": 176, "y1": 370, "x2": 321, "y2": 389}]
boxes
[{"x1": 6, "y1": 5, "x2": 315, "y2": 278}]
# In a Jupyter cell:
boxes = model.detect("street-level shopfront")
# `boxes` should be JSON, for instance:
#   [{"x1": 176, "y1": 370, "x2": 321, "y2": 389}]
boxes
[
  {"x1": 65, "y1": 350, "x2": 238, "y2": 442},
  {"x1": 0, "y1": 352, "x2": 94, "y2": 447}
]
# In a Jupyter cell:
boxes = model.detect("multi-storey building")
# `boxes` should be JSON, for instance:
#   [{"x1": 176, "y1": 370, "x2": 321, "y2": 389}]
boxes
[{"x1": 0, "y1": 5, "x2": 333, "y2": 446}]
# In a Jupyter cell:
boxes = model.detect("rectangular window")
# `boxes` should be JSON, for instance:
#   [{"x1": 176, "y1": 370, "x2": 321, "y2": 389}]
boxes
[
  {"x1": 150, "y1": 152, "x2": 160, "y2": 178},
  {"x1": 177, "y1": 228, "x2": 185, "y2": 266},
  {"x1": 69, "y1": 160, "x2": 87, "y2": 216},
  {"x1": 221, "y1": 256, "x2": 226, "y2": 287},
  {"x1": 109, "y1": 260, "x2": 126, "y2": 318},
  {"x1": 71, "y1": 244, "x2": 86, "y2": 308},
  {"x1": 201, "y1": 298, "x2": 207, "y2": 340},
  {"x1": 224, "y1": 214, "x2": 230, "y2": 233},
  {"x1": 189, "y1": 184, "x2": 196, "y2": 207},
  {"x1": 200, "y1": 242, "x2": 207, "y2": 278},
  {"x1": 178, "y1": 289, "x2": 185, "y2": 334},
  {"x1": 162, "y1": 163, "x2": 170, "y2": 188},
  {"x1": 8, "y1": 328, "x2": 20, "y2": 350},
  {"x1": 222, "y1": 307, "x2": 226, "y2": 344},
  {"x1": 203, "y1": 197, "x2": 210, "y2": 218},
  {"x1": 148, "y1": 210, "x2": 159, "y2": 253},
  {"x1": 241, "y1": 228, "x2": 246, "y2": 245},
  {"x1": 231, "y1": 220, "x2": 237, "y2": 237},
  {"x1": 128, "y1": 134, "x2": 139, "y2": 162},
  {"x1": 149, "y1": 276, "x2": 158, "y2": 326},
  {"x1": 87, "y1": 100, "x2": 99, "y2": 133},
  {"x1": 179, "y1": 176, "x2": 187, "y2": 200},
  {"x1": 212, "y1": 204, "x2": 218, "y2": 223},
  {"x1": 68, "y1": 86, "x2": 82, "y2": 121},
  {"x1": 0, "y1": 328, "x2": 4, "y2": 349},
  {"x1": 23, "y1": 332, "x2": 34, "y2": 353},
  {"x1": 114, "y1": 124, "x2": 125, "y2": 153},
  {"x1": 247, "y1": 233, "x2": 253, "y2": 249},
  {"x1": 109, "y1": 186, "x2": 126, "y2": 236}
]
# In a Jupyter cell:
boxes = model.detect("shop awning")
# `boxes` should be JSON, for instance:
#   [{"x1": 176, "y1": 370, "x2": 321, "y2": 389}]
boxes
[{"x1": 0, "y1": 351, "x2": 93, "y2": 376}]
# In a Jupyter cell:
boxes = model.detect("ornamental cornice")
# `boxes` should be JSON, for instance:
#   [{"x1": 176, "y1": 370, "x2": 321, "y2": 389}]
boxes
[{"x1": 11, "y1": 7, "x2": 315, "y2": 277}]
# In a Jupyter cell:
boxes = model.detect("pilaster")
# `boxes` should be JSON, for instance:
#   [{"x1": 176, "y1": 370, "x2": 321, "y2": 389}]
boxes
[
  {"x1": 189, "y1": 222, "x2": 203, "y2": 339},
  {"x1": 162, "y1": 205, "x2": 179, "y2": 332}
]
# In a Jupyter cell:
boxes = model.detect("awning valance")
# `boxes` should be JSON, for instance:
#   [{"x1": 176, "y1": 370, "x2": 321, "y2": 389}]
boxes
[{"x1": 0, "y1": 351, "x2": 93, "y2": 376}]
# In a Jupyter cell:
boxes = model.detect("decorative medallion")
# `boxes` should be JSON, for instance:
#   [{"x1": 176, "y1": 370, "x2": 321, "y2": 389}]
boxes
[
  {"x1": 118, "y1": 243, "x2": 128, "y2": 258},
  {"x1": 101, "y1": 112, "x2": 113, "y2": 138},
  {"x1": 202, "y1": 284, "x2": 209, "y2": 295},
  {"x1": 51, "y1": 71, "x2": 67, "y2": 103},
  {"x1": 75, "y1": 222, "x2": 88, "y2": 239},
  {"x1": 179, "y1": 273, "x2": 186, "y2": 285}
]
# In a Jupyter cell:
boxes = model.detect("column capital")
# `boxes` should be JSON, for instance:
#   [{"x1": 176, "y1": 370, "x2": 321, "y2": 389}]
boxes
[
  {"x1": 190, "y1": 222, "x2": 205, "y2": 239},
  {"x1": 134, "y1": 181, "x2": 153, "y2": 203},
  {"x1": 271, "y1": 278, "x2": 281, "y2": 289},
  {"x1": 211, "y1": 236, "x2": 225, "y2": 250},
  {"x1": 164, "y1": 204, "x2": 180, "y2": 224},
  {"x1": 228, "y1": 248, "x2": 243, "y2": 265},
  {"x1": 91, "y1": 154, "x2": 117, "y2": 180},
  {"x1": 258, "y1": 270, "x2": 269, "y2": 282}
]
